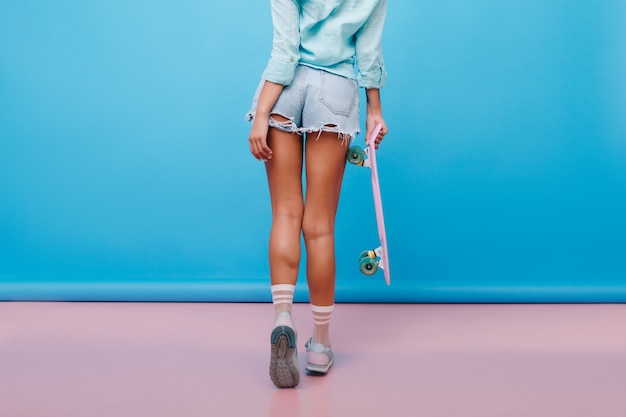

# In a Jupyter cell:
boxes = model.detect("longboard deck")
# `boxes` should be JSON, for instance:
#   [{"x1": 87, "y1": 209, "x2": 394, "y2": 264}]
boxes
[{"x1": 367, "y1": 124, "x2": 390, "y2": 285}]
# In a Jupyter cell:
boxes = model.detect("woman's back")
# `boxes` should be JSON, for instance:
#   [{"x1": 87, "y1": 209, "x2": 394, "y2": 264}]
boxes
[{"x1": 266, "y1": 0, "x2": 387, "y2": 88}]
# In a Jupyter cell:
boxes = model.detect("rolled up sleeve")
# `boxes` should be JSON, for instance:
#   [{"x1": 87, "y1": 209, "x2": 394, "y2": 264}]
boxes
[
  {"x1": 262, "y1": 0, "x2": 301, "y2": 85},
  {"x1": 355, "y1": 0, "x2": 387, "y2": 89}
]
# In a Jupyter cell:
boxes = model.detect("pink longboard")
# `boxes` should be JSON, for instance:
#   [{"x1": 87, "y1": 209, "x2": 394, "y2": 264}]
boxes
[{"x1": 346, "y1": 124, "x2": 391, "y2": 285}]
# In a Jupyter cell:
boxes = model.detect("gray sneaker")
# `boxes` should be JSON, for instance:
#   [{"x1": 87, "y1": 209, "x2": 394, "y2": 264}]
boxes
[
  {"x1": 269, "y1": 325, "x2": 299, "y2": 388},
  {"x1": 304, "y1": 338, "x2": 334, "y2": 374}
]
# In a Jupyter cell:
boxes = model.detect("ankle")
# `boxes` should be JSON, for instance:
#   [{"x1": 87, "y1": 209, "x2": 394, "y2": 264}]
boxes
[
  {"x1": 271, "y1": 283, "x2": 296, "y2": 328},
  {"x1": 274, "y1": 311, "x2": 295, "y2": 329},
  {"x1": 311, "y1": 303, "x2": 334, "y2": 347},
  {"x1": 312, "y1": 333, "x2": 331, "y2": 347}
]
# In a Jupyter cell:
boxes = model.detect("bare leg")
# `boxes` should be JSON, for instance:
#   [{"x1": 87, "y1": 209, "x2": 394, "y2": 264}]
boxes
[
  {"x1": 265, "y1": 117, "x2": 304, "y2": 324},
  {"x1": 265, "y1": 118, "x2": 304, "y2": 389},
  {"x1": 265, "y1": 122, "x2": 304, "y2": 291},
  {"x1": 302, "y1": 131, "x2": 350, "y2": 346}
]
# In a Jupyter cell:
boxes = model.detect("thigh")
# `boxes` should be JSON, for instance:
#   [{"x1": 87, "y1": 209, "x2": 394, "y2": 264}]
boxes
[
  {"x1": 303, "y1": 132, "x2": 350, "y2": 228},
  {"x1": 265, "y1": 126, "x2": 305, "y2": 214}
]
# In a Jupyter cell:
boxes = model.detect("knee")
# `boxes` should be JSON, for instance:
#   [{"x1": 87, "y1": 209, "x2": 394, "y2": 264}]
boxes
[
  {"x1": 302, "y1": 215, "x2": 333, "y2": 243},
  {"x1": 274, "y1": 205, "x2": 304, "y2": 227}
]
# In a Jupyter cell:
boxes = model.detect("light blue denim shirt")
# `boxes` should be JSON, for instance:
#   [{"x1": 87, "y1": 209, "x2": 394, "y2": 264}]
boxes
[{"x1": 261, "y1": 0, "x2": 387, "y2": 89}]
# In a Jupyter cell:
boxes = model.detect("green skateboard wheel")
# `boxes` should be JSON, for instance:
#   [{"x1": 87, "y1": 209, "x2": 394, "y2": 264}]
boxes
[
  {"x1": 346, "y1": 146, "x2": 365, "y2": 165},
  {"x1": 359, "y1": 257, "x2": 378, "y2": 275}
]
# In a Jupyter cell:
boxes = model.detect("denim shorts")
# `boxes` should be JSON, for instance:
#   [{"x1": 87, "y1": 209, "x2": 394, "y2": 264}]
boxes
[{"x1": 247, "y1": 65, "x2": 360, "y2": 141}]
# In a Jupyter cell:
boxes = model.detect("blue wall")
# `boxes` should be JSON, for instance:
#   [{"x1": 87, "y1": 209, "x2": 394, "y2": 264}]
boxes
[{"x1": 1, "y1": 0, "x2": 624, "y2": 302}]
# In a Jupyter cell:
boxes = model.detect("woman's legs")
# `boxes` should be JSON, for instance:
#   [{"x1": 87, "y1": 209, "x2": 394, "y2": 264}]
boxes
[
  {"x1": 265, "y1": 122, "x2": 304, "y2": 388},
  {"x1": 265, "y1": 123, "x2": 304, "y2": 318},
  {"x1": 302, "y1": 132, "x2": 350, "y2": 347}
]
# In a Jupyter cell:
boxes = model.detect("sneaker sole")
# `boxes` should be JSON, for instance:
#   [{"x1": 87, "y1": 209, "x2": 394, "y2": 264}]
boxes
[
  {"x1": 305, "y1": 359, "x2": 334, "y2": 374},
  {"x1": 270, "y1": 326, "x2": 299, "y2": 388}
]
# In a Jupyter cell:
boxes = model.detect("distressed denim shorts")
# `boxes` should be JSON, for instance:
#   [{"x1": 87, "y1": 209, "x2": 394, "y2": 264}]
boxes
[{"x1": 247, "y1": 65, "x2": 360, "y2": 141}]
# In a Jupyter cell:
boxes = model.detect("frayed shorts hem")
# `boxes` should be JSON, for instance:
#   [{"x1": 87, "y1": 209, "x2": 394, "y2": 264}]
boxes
[{"x1": 247, "y1": 111, "x2": 359, "y2": 142}]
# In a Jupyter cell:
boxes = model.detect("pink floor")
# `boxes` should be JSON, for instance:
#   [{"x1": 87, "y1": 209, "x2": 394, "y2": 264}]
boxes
[{"x1": 1, "y1": 302, "x2": 625, "y2": 417}]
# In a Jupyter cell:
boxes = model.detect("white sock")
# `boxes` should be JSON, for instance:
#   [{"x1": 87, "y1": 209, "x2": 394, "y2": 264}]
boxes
[
  {"x1": 311, "y1": 304, "x2": 334, "y2": 346},
  {"x1": 271, "y1": 284, "x2": 295, "y2": 329}
]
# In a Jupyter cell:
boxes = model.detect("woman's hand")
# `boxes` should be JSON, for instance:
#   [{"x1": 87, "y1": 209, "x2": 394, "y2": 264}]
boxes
[
  {"x1": 366, "y1": 115, "x2": 388, "y2": 149},
  {"x1": 248, "y1": 81, "x2": 285, "y2": 162},
  {"x1": 249, "y1": 116, "x2": 273, "y2": 162}
]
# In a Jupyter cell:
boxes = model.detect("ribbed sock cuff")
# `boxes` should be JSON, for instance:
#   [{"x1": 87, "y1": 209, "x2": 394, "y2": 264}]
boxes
[
  {"x1": 311, "y1": 304, "x2": 334, "y2": 326},
  {"x1": 271, "y1": 284, "x2": 295, "y2": 305}
]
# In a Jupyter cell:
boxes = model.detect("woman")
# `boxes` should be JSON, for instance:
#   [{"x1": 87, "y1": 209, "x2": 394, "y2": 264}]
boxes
[{"x1": 247, "y1": 0, "x2": 388, "y2": 388}]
